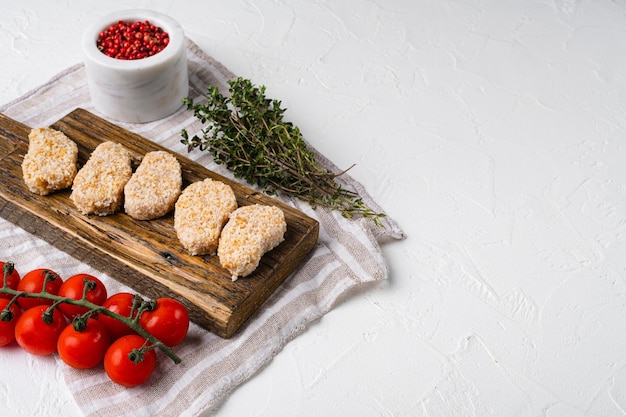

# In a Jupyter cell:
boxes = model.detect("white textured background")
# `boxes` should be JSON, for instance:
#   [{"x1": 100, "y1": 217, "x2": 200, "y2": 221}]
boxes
[{"x1": 3, "y1": 0, "x2": 626, "y2": 416}]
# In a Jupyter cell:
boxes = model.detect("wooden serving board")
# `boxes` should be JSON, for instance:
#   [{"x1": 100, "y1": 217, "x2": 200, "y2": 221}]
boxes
[{"x1": 0, "y1": 108, "x2": 319, "y2": 338}]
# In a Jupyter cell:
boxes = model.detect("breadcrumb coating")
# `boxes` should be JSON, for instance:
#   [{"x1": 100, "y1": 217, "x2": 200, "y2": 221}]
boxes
[
  {"x1": 124, "y1": 151, "x2": 182, "y2": 220},
  {"x1": 174, "y1": 178, "x2": 237, "y2": 255},
  {"x1": 218, "y1": 204, "x2": 286, "y2": 281},
  {"x1": 22, "y1": 127, "x2": 78, "y2": 195},
  {"x1": 70, "y1": 141, "x2": 132, "y2": 216}
]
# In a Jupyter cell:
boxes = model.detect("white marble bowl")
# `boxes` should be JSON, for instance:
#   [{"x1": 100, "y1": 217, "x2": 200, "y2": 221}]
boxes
[{"x1": 82, "y1": 10, "x2": 189, "y2": 123}]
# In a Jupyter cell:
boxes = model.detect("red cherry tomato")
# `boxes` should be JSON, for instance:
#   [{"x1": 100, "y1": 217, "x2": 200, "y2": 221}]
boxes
[
  {"x1": 0, "y1": 299, "x2": 21, "y2": 346},
  {"x1": 104, "y1": 335, "x2": 156, "y2": 387},
  {"x1": 0, "y1": 261, "x2": 21, "y2": 301},
  {"x1": 17, "y1": 268, "x2": 63, "y2": 310},
  {"x1": 58, "y1": 274, "x2": 108, "y2": 319},
  {"x1": 139, "y1": 298, "x2": 189, "y2": 347},
  {"x1": 98, "y1": 292, "x2": 138, "y2": 341},
  {"x1": 57, "y1": 318, "x2": 110, "y2": 369},
  {"x1": 14, "y1": 305, "x2": 66, "y2": 356}
]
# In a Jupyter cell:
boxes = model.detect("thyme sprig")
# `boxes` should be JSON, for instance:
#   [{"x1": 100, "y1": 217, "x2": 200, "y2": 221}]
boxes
[{"x1": 181, "y1": 77, "x2": 385, "y2": 226}]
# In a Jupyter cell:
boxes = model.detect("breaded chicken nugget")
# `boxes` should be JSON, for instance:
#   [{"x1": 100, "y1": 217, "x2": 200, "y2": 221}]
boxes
[
  {"x1": 22, "y1": 127, "x2": 78, "y2": 195},
  {"x1": 124, "y1": 151, "x2": 182, "y2": 220},
  {"x1": 70, "y1": 141, "x2": 132, "y2": 216},
  {"x1": 218, "y1": 204, "x2": 286, "y2": 281},
  {"x1": 174, "y1": 178, "x2": 237, "y2": 255}
]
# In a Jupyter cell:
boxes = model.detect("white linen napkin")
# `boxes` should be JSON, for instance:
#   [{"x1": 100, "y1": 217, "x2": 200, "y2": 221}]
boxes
[{"x1": 0, "y1": 38, "x2": 404, "y2": 417}]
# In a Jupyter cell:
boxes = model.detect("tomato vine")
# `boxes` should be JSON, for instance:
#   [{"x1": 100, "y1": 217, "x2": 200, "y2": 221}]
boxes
[{"x1": 1, "y1": 261, "x2": 183, "y2": 365}]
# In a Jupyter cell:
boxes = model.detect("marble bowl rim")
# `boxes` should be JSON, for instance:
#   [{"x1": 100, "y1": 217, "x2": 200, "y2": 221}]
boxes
[{"x1": 82, "y1": 9, "x2": 186, "y2": 71}]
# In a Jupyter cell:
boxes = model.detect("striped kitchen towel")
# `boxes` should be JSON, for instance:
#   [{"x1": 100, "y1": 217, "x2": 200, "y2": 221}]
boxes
[{"x1": 0, "y1": 38, "x2": 404, "y2": 417}]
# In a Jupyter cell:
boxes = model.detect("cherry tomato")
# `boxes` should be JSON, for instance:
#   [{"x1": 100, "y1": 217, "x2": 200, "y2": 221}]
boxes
[
  {"x1": 104, "y1": 335, "x2": 156, "y2": 387},
  {"x1": 14, "y1": 305, "x2": 66, "y2": 356},
  {"x1": 17, "y1": 268, "x2": 63, "y2": 310},
  {"x1": 0, "y1": 299, "x2": 21, "y2": 346},
  {"x1": 57, "y1": 318, "x2": 110, "y2": 369},
  {"x1": 139, "y1": 297, "x2": 189, "y2": 347},
  {"x1": 0, "y1": 261, "x2": 21, "y2": 301},
  {"x1": 58, "y1": 274, "x2": 108, "y2": 319},
  {"x1": 98, "y1": 292, "x2": 138, "y2": 341}
]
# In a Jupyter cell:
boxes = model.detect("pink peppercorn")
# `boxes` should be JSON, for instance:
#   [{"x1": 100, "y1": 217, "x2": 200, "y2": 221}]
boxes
[{"x1": 96, "y1": 20, "x2": 170, "y2": 60}]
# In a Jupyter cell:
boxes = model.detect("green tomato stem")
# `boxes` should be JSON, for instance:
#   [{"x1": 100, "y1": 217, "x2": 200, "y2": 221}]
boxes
[
  {"x1": 2, "y1": 262, "x2": 14, "y2": 287},
  {"x1": 129, "y1": 338, "x2": 158, "y2": 364}
]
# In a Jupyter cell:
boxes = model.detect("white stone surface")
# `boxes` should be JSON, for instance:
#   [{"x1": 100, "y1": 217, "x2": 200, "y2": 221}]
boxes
[{"x1": 2, "y1": 0, "x2": 626, "y2": 416}]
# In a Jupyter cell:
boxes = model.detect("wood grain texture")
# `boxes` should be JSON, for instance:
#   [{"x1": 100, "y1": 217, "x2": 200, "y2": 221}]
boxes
[{"x1": 0, "y1": 108, "x2": 319, "y2": 338}]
